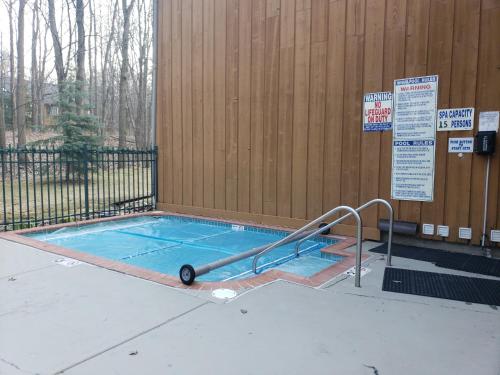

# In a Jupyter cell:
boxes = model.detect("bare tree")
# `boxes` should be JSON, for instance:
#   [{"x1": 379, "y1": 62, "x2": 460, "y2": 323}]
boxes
[
  {"x1": 5, "y1": 0, "x2": 16, "y2": 146},
  {"x1": 1, "y1": 0, "x2": 153, "y2": 149},
  {"x1": 16, "y1": 0, "x2": 26, "y2": 147},
  {"x1": 100, "y1": 0, "x2": 119, "y2": 136},
  {"x1": 118, "y1": 0, "x2": 135, "y2": 149},
  {"x1": 36, "y1": 16, "x2": 50, "y2": 129},
  {"x1": 47, "y1": 0, "x2": 66, "y2": 92},
  {"x1": 31, "y1": 0, "x2": 40, "y2": 129},
  {"x1": 133, "y1": 0, "x2": 151, "y2": 149},
  {"x1": 0, "y1": 34, "x2": 5, "y2": 148},
  {"x1": 75, "y1": 0, "x2": 85, "y2": 113},
  {"x1": 88, "y1": 0, "x2": 94, "y2": 113},
  {"x1": 92, "y1": 1, "x2": 98, "y2": 115}
]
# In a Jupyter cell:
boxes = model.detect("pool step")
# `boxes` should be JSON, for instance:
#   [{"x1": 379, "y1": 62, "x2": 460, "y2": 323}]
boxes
[{"x1": 275, "y1": 255, "x2": 337, "y2": 277}]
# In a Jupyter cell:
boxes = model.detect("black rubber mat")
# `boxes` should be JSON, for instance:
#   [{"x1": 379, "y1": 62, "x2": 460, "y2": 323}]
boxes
[
  {"x1": 435, "y1": 254, "x2": 500, "y2": 278},
  {"x1": 371, "y1": 243, "x2": 500, "y2": 277},
  {"x1": 382, "y1": 267, "x2": 500, "y2": 306}
]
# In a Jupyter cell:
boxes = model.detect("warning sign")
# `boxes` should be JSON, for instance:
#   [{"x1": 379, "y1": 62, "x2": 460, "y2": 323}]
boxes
[
  {"x1": 391, "y1": 75, "x2": 438, "y2": 202},
  {"x1": 363, "y1": 92, "x2": 393, "y2": 132}
]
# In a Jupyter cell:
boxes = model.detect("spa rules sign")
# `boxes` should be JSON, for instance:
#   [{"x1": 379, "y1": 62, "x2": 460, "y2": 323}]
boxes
[
  {"x1": 363, "y1": 92, "x2": 393, "y2": 132},
  {"x1": 391, "y1": 75, "x2": 438, "y2": 202}
]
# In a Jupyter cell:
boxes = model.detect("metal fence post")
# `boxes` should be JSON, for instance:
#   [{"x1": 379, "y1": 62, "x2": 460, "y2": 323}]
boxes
[
  {"x1": 153, "y1": 146, "x2": 158, "y2": 209},
  {"x1": 83, "y1": 146, "x2": 90, "y2": 219}
]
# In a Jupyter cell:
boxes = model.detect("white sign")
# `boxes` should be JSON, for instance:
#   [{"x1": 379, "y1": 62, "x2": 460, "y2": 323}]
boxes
[
  {"x1": 437, "y1": 108, "x2": 474, "y2": 131},
  {"x1": 478, "y1": 111, "x2": 499, "y2": 132},
  {"x1": 391, "y1": 140, "x2": 435, "y2": 201},
  {"x1": 392, "y1": 76, "x2": 438, "y2": 139},
  {"x1": 391, "y1": 76, "x2": 438, "y2": 202},
  {"x1": 363, "y1": 92, "x2": 393, "y2": 132},
  {"x1": 448, "y1": 137, "x2": 474, "y2": 153}
]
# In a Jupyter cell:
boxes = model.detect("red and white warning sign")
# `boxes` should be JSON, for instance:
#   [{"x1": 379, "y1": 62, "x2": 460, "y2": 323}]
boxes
[{"x1": 363, "y1": 92, "x2": 393, "y2": 132}]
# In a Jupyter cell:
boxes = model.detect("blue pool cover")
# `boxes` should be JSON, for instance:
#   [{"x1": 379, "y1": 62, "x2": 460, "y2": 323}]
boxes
[{"x1": 26, "y1": 216, "x2": 343, "y2": 282}]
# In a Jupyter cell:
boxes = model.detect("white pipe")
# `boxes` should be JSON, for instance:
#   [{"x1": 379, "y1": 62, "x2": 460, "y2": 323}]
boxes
[{"x1": 481, "y1": 155, "x2": 491, "y2": 248}]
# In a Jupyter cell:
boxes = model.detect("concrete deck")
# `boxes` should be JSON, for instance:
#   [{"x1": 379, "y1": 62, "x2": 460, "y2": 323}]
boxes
[{"x1": 0, "y1": 238, "x2": 499, "y2": 375}]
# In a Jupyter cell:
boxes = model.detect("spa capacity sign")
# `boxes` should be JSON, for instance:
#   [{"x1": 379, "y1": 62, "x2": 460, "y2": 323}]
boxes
[
  {"x1": 391, "y1": 75, "x2": 438, "y2": 202},
  {"x1": 363, "y1": 92, "x2": 392, "y2": 132},
  {"x1": 437, "y1": 108, "x2": 474, "y2": 131}
]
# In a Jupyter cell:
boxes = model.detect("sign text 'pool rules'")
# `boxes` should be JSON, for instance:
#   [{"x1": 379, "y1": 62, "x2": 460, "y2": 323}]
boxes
[
  {"x1": 391, "y1": 75, "x2": 438, "y2": 202},
  {"x1": 437, "y1": 108, "x2": 474, "y2": 131},
  {"x1": 363, "y1": 92, "x2": 393, "y2": 132}
]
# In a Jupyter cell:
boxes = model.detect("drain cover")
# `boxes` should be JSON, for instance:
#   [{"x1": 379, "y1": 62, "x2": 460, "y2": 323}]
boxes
[
  {"x1": 54, "y1": 258, "x2": 82, "y2": 267},
  {"x1": 342, "y1": 266, "x2": 371, "y2": 277},
  {"x1": 212, "y1": 289, "x2": 237, "y2": 300}
]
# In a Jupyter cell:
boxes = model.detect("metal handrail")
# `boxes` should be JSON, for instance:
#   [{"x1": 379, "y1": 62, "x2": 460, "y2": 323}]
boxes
[
  {"x1": 252, "y1": 205, "x2": 364, "y2": 287},
  {"x1": 178, "y1": 228, "x2": 319, "y2": 285},
  {"x1": 179, "y1": 200, "x2": 391, "y2": 287},
  {"x1": 294, "y1": 199, "x2": 394, "y2": 266},
  {"x1": 179, "y1": 203, "x2": 362, "y2": 285}
]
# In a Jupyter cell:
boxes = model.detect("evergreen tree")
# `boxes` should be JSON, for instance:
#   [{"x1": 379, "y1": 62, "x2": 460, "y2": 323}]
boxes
[
  {"x1": 49, "y1": 80, "x2": 100, "y2": 149},
  {"x1": 33, "y1": 79, "x2": 101, "y2": 179}
]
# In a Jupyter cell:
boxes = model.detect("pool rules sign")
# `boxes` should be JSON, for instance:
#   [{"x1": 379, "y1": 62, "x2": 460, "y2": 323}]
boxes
[{"x1": 391, "y1": 76, "x2": 438, "y2": 202}]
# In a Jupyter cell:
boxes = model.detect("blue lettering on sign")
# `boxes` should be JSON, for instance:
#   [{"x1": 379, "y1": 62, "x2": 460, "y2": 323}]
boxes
[
  {"x1": 394, "y1": 140, "x2": 435, "y2": 146},
  {"x1": 448, "y1": 138, "x2": 474, "y2": 153}
]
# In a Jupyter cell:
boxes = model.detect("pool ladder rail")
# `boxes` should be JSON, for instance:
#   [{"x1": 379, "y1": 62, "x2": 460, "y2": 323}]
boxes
[{"x1": 179, "y1": 199, "x2": 393, "y2": 287}]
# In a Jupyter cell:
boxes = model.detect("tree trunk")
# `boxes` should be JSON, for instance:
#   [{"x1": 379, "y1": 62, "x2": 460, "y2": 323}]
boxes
[
  {"x1": 118, "y1": 0, "x2": 135, "y2": 151},
  {"x1": 100, "y1": 0, "x2": 119, "y2": 137},
  {"x1": 0, "y1": 35, "x2": 6, "y2": 148},
  {"x1": 16, "y1": 0, "x2": 26, "y2": 147},
  {"x1": 75, "y1": 0, "x2": 85, "y2": 114},
  {"x1": 134, "y1": 0, "x2": 146, "y2": 149},
  {"x1": 31, "y1": 0, "x2": 39, "y2": 130},
  {"x1": 92, "y1": 3, "x2": 98, "y2": 116},
  {"x1": 37, "y1": 26, "x2": 49, "y2": 130},
  {"x1": 88, "y1": 0, "x2": 93, "y2": 113},
  {"x1": 48, "y1": 0, "x2": 66, "y2": 92},
  {"x1": 8, "y1": 0, "x2": 16, "y2": 146}
]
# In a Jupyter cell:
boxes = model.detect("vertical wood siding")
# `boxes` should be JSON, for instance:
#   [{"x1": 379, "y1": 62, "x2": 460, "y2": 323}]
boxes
[{"x1": 156, "y1": 0, "x2": 500, "y2": 245}]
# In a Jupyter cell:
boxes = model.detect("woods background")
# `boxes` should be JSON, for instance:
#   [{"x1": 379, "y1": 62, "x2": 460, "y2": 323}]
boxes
[{"x1": 0, "y1": 0, "x2": 154, "y2": 150}]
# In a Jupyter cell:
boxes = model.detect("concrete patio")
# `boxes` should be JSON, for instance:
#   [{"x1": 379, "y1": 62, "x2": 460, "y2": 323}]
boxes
[{"x1": 1, "y1": 237, "x2": 499, "y2": 375}]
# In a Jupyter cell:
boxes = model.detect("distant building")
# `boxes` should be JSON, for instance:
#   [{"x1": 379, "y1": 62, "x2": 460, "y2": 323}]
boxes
[
  {"x1": 40, "y1": 82, "x2": 59, "y2": 127},
  {"x1": 0, "y1": 77, "x2": 59, "y2": 128}
]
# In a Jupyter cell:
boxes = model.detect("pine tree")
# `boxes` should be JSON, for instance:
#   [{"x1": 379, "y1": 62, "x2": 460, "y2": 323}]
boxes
[
  {"x1": 34, "y1": 80, "x2": 101, "y2": 179},
  {"x1": 51, "y1": 80, "x2": 100, "y2": 149}
]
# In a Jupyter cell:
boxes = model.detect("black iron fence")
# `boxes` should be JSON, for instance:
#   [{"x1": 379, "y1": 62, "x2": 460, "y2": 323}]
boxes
[{"x1": 0, "y1": 146, "x2": 157, "y2": 231}]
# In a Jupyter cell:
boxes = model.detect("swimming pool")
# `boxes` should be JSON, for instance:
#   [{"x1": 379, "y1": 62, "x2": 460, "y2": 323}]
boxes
[{"x1": 24, "y1": 215, "x2": 344, "y2": 282}]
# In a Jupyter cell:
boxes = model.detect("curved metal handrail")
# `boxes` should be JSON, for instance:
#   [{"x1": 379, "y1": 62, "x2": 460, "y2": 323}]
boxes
[
  {"x1": 294, "y1": 198, "x2": 394, "y2": 267},
  {"x1": 178, "y1": 199, "x2": 391, "y2": 287},
  {"x1": 252, "y1": 205, "x2": 364, "y2": 287}
]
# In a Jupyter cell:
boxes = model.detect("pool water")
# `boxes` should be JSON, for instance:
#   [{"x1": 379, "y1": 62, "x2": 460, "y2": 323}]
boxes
[{"x1": 26, "y1": 216, "x2": 343, "y2": 282}]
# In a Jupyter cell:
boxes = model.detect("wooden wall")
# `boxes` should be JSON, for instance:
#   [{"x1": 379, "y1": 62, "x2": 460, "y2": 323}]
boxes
[{"x1": 156, "y1": 0, "x2": 500, "y2": 245}]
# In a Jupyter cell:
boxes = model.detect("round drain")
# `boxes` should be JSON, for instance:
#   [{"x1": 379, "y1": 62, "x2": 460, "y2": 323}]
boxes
[{"x1": 212, "y1": 288, "x2": 237, "y2": 300}]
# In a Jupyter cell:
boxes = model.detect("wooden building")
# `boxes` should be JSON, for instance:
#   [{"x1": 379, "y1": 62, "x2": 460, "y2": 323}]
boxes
[{"x1": 155, "y1": 0, "x2": 500, "y2": 246}]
